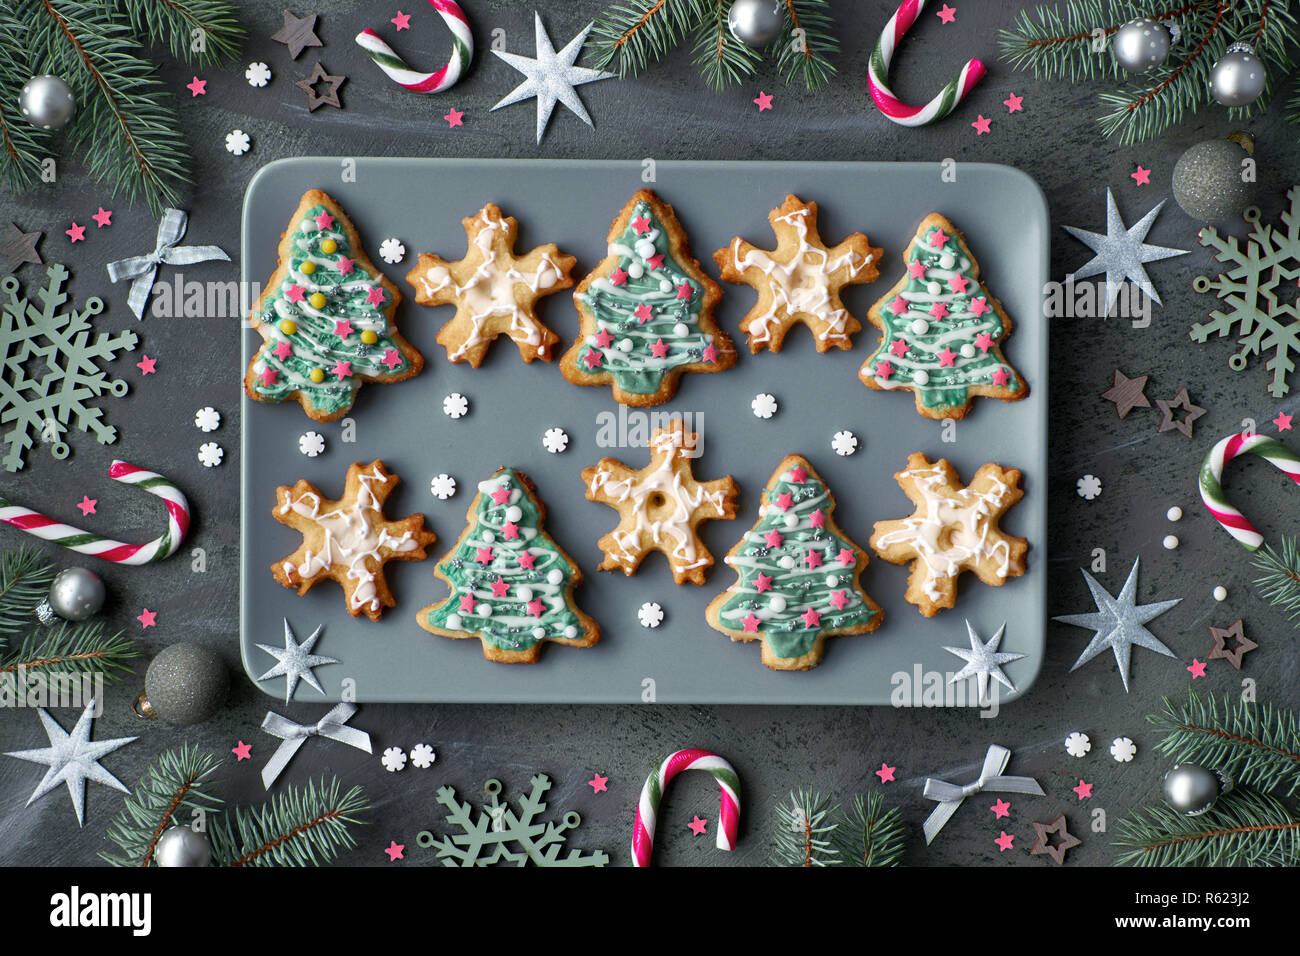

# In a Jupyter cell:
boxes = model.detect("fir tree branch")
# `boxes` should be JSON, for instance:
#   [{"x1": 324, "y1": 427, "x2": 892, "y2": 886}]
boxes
[
  {"x1": 588, "y1": 0, "x2": 698, "y2": 77},
  {"x1": 1252, "y1": 535, "x2": 1300, "y2": 623},
  {"x1": 212, "y1": 778, "x2": 369, "y2": 867},
  {"x1": 0, "y1": 13, "x2": 54, "y2": 195},
  {"x1": 1151, "y1": 693, "x2": 1300, "y2": 796},
  {"x1": 1114, "y1": 789, "x2": 1300, "y2": 866},
  {"x1": 691, "y1": 0, "x2": 763, "y2": 90},
  {"x1": 0, "y1": 622, "x2": 137, "y2": 681},
  {"x1": 773, "y1": 0, "x2": 838, "y2": 90},
  {"x1": 101, "y1": 745, "x2": 224, "y2": 867},
  {"x1": 0, "y1": 547, "x2": 55, "y2": 643},
  {"x1": 835, "y1": 792, "x2": 905, "y2": 866},
  {"x1": 116, "y1": 0, "x2": 245, "y2": 68},
  {"x1": 772, "y1": 789, "x2": 841, "y2": 866}
]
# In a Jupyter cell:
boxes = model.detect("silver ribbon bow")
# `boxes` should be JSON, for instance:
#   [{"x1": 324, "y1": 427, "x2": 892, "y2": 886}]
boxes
[
  {"x1": 922, "y1": 744, "x2": 1044, "y2": 844},
  {"x1": 105, "y1": 208, "x2": 230, "y2": 319},
  {"x1": 259, "y1": 702, "x2": 372, "y2": 790}
]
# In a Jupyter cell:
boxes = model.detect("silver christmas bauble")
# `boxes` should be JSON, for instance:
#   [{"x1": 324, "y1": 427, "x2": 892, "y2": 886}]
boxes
[
  {"x1": 1209, "y1": 43, "x2": 1266, "y2": 107},
  {"x1": 1112, "y1": 18, "x2": 1171, "y2": 73},
  {"x1": 1172, "y1": 136, "x2": 1255, "y2": 221},
  {"x1": 135, "y1": 642, "x2": 228, "y2": 726},
  {"x1": 43, "y1": 567, "x2": 106, "y2": 622},
  {"x1": 1162, "y1": 763, "x2": 1233, "y2": 816},
  {"x1": 154, "y1": 827, "x2": 211, "y2": 867},
  {"x1": 18, "y1": 74, "x2": 76, "y2": 131},
  {"x1": 727, "y1": 0, "x2": 784, "y2": 48}
]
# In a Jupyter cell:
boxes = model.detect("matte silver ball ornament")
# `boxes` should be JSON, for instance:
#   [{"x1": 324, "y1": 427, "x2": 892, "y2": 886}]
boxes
[
  {"x1": 1209, "y1": 42, "x2": 1266, "y2": 107},
  {"x1": 1172, "y1": 135, "x2": 1256, "y2": 221},
  {"x1": 1162, "y1": 763, "x2": 1233, "y2": 816},
  {"x1": 154, "y1": 827, "x2": 212, "y2": 867},
  {"x1": 1111, "y1": 18, "x2": 1172, "y2": 73},
  {"x1": 39, "y1": 567, "x2": 107, "y2": 623},
  {"x1": 18, "y1": 74, "x2": 76, "y2": 130},
  {"x1": 727, "y1": 0, "x2": 784, "y2": 48},
  {"x1": 134, "y1": 642, "x2": 228, "y2": 726}
]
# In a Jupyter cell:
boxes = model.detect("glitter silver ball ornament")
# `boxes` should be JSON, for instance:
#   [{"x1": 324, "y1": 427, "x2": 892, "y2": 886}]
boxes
[
  {"x1": 135, "y1": 643, "x2": 228, "y2": 726},
  {"x1": 1209, "y1": 42, "x2": 1266, "y2": 107},
  {"x1": 154, "y1": 827, "x2": 211, "y2": 867},
  {"x1": 1162, "y1": 763, "x2": 1233, "y2": 816},
  {"x1": 1172, "y1": 136, "x2": 1256, "y2": 221},
  {"x1": 18, "y1": 74, "x2": 76, "y2": 130},
  {"x1": 727, "y1": 0, "x2": 784, "y2": 48},
  {"x1": 1111, "y1": 18, "x2": 1172, "y2": 73},
  {"x1": 40, "y1": 568, "x2": 106, "y2": 623}
]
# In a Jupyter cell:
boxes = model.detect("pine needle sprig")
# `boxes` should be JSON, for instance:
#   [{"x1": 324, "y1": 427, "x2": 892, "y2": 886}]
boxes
[
  {"x1": 116, "y1": 0, "x2": 245, "y2": 68},
  {"x1": 1251, "y1": 535, "x2": 1300, "y2": 623},
  {"x1": 0, "y1": 13, "x2": 53, "y2": 196},
  {"x1": 211, "y1": 778, "x2": 370, "y2": 867},
  {"x1": 1114, "y1": 788, "x2": 1300, "y2": 866},
  {"x1": 691, "y1": 0, "x2": 764, "y2": 91},
  {"x1": 0, "y1": 622, "x2": 137, "y2": 682},
  {"x1": 101, "y1": 745, "x2": 224, "y2": 867},
  {"x1": 836, "y1": 793, "x2": 905, "y2": 867},
  {"x1": 772, "y1": 0, "x2": 838, "y2": 90},
  {"x1": 588, "y1": 0, "x2": 700, "y2": 77},
  {"x1": 772, "y1": 789, "x2": 841, "y2": 866},
  {"x1": 1150, "y1": 693, "x2": 1300, "y2": 796},
  {"x1": 0, "y1": 546, "x2": 55, "y2": 641}
]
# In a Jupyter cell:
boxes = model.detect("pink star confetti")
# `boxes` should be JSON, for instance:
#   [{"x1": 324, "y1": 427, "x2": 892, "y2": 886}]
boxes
[
  {"x1": 764, "y1": 529, "x2": 784, "y2": 548},
  {"x1": 610, "y1": 267, "x2": 629, "y2": 286},
  {"x1": 518, "y1": 551, "x2": 536, "y2": 570},
  {"x1": 687, "y1": 816, "x2": 709, "y2": 835},
  {"x1": 1187, "y1": 658, "x2": 1207, "y2": 679},
  {"x1": 802, "y1": 607, "x2": 821, "y2": 628},
  {"x1": 650, "y1": 338, "x2": 670, "y2": 358},
  {"x1": 332, "y1": 359, "x2": 352, "y2": 379},
  {"x1": 971, "y1": 114, "x2": 991, "y2": 135},
  {"x1": 837, "y1": 548, "x2": 855, "y2": 567},
  {"x1": 502, "y1": 521, "x2": 520, "y2": 539},
  {"x1": 384, "y1": 841, "x2": 405, "y2": 861},
  {"x1": 974, "y1": 331, "x2": 994, "y2": 352},
  {"x1": 647, "y1": 253, "x2": 664, "y2": 270},
  {"x1": 286, "y1": 283, "x2": 305, "y2": 303},
  {"x1": 475, "y1": 547, "x2": 494, "y2": 565},
  {"x1": 994, "y1": 831, "x2": 1015, "y2": 852},
  {"x1": 949, "y1": 274, "x2": 969, "y2": 293},
  {"x1": 444, "y1": 108, "x2": 464, "y2": 127},
  {"x1": 890, "y1": 296, "x2": 908, "y2": 314},
  {"x1": 490, "y1": 578, "x2": 509, "y2": 598},
  {"x1": 490, "y1": 486, "x2": 511, "y2": 505},
  {"x1": 875, "y1": 360, "x2": 894, "y2": 378},
  {"x1": 314, "y1": 211, "x2": 335, "y2": 229},
  {"x1": 676, "y1": 282, "x2": 693, "y2": 300},
  {"x1": 1131, "y1": 165, "x2": 1151, "y2": 186},
  {"x1": 970, "y1": 297, "x2": 991, "y2": 316},
  {"x1": 907, "y1": 259, "x2": 927, "y2": 279},
  {"x1": 459, "y1": 594, "x2": 476, "y2": 613},
  {"x1": 1274, "y1": 412, "x2": 1293, "y2": 431},
  {"x1": 754, "y1": 573, "x2": 773, "y2": 593},
  {"x1": 365, "y1": 287, "x2": 386, "y2": 306},
  {"x1": 137, "y1": 608, "x2": 157, "y2": 629},
  {"x1": 806, "y1": 549, "x2": 824, "y2": 570},
  {"x1": 632, "y1": 215, "x2": 651, "y2": 234},
  {"x1": 829, "y1": 590, "x2": 849, "y2": 610},
  {"x1": 633, "y1": 303, "x2": 653, "y2": 322},
  {"x1": 809, "y1": 510, "x2": 825, "y2": 529},
  {"x1": 789, "y1": 465, "x2": 807, "y2": 483},
  {"x1": 526, "y1": 599, "x2": 544, "y2": 617},
  {"x1": 937, "y1": 4, "x2": 957, "y2": 23},
  {"x1": 77, "y1": 496, "x2": 97, "y2": 516},
  {"x1": 187, "y1": 76, "x2": 207, "y2": 97},
  {"x1": 592, "y1": 328, "x2": 614, "y2": 349},
  {"x1": 66, "y1": 222, "x2": 85, "y2": 243},
  {"x1": 774, "y1": 492, "x2": 794, "y2": 511},
  {"x1": 92, "y1": 207, "x2": 113, "y2": 228},
  {"x1": 582, "y1": 350, "x2": 602, "y2": 369},
  {"x1": 588, "y1": 774, "x2": 609, "y2": 793},
  {"x1": 875, "y1": 763, "x2": 896, "y2": 783},
  {"x1": 742, "y1": 612, "x2": 761, "y2": 633},
  {"x1": 273, "y1": 340, "x2": 293, "y2": 360},
  {"x1": 259, "y1": 366, "x2": 278, "y2": 386},
  {"x1": 939, "y1": 348, "x2": 957, "y2": 367},
  {"x1": 136, "y1": 355, "x2": 157, "y2": 375},
  {"x1": 753, "y1": 91, "x2": 773, "y2": 111},
  {"x1": 702, "y1": 344, "x2": 719, "y2": 363},
  {"x1": 928, "y1": 300, "x2": 949, "y2": 319},
  {"x1": 336, "y1": 255, "x2": 355, "y2": 275},
  {"x1": 1073, "y1": 779, "x2": 1093, "y2": 800},
  {"x1": 392, "y1": 10, "x2": 411, "y2": 30},
  {"x1": 382, "y1": 348, "x2": 402, "y2": 370},
  {"x1": 333, "y1": 319, "x2": 353, "y2": 337},
  {"x1": 1003, "y1": 93, "x2": 1024, "y2": 113},
  {"x1": 991, "y1": 798, "x2": 1011, "y2": 818},
  {"x1": 232, "y1": 740, "x2": 252, "y2": 761},
  {"x1": 991, "y1": 367, "x2": 1011, "y2": 386}
]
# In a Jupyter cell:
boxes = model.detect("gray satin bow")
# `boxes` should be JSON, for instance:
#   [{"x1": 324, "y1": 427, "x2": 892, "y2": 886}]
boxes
[
  {"x1": 105, "y1": 208, "x2": 230, "y2": 319},
  {"x1": 922, "y1": 744, "x2": 1044, "y2": 843},
  {"x1": 260, "y1": 702, "x2": 372, "y2": 789}
]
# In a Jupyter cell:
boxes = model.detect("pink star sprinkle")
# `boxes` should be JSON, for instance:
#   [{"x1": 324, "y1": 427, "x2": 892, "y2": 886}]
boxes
[
  {"x1": 336, "y1": 256, "x2": 355, "y2": 275},
  {"x1": 66, "y1": 223, "x2": 85, "y2": 243},
  {"x1": 286, "y1": 284, "x2": 305, "y2": 303},
  {"x1": 971, "y1": 115, "x2": 991, "y2": 135},
  {"x1": 970, "y1": 296, "x2": 991, "y2": 316},
  {"x1": 137, "y1": 608, "x2": 157, "y2": 629},
  {"x1": 314, "y1": 211, "x2": 335, "y2": 229},
  {"x1": 829, "y1": 590, "x2": 849, "y2": 610},
  {"x1": 806, "y1": 549, "x2": 823, "y2": 569},
  {"x1": 187, "y1": 76, "x2": 207, "y2": 97},
  {"x1": 774, "y1": 491, "x2": 793, "y2": 511},
  {"x1": 593, "y1": 328, "x2": 614, "y2": 348},
  {"x1": 928, "y1": 300, "x2": 949, "y2": 319},
  {"x1": 459, "y1": 594, "x2": 477, "y2": 613},
  {"x1": 764, "y1": 529, "x2": 783, "y2": 548},
  {"x1": 332, "y1": 359, "x2": 352, "y2": 379},
  {"x1": 1188, "y1": 658, "x2": 1207, "y2": 679},
  {"x1": 632, "y1": 215, "x2": 651, "y2": 234},
  {"x1": 582, "y1": 350, "x2": 602, "y2": 369},
  {"x1": 837, "y1": 548, "x2": 855, "y2": 567},
  {"x1": 333, "y1": 319, "x2": 353, "y2": 337},
  {"x1": 702, "y1": 344, "x2": 719, "y2": 363},
  {"x1": 907, "y1": 259, "x2": 927, "y2": 279},
  {"x1": 991, "y1": 799, "x2": 1011, "y2": 818},
  {"x1": 490, "y1": 578, "x2": 509, "y2": 598},
  {"x1": 995, "y1": 831, "x2": 1015, "y2": 852},
  {"x1": 526, "y1": 599, "x2": 544, "y2": 617},
  {"x1": 991, "y1": 367, "x2": 1010, "y2": 386},
  {"x1": 365, "y1": 287, "x2": 386, "y2": 305},
  {"x1": 974, "y1": 332, "x2": 994, "y2": 352},
  {"x1": 136, "y1": 355, "x2": 157, "y2": 375},
  {"x1": 502, "y1": 521, "x2": 520, "y2": 539},
  {"x1": 1274, "y1": 412, "x2": 1293, "y2": 431},
  {"x1": 889, "y1": 338, "x2": 908, "y2": 358},
  {"x1": 1073, "y1": 779, "x2": 1093, "y2": 800},
  {"x1": 875, "y1": 763, "x2": 896, "y2": 783},
  {"x1": 676, "y1": 282, "x2": 693, "y2": 300},
  {"x1": 634, "y1": 303, "x2": 653, "y2": 322},
  {"x1": 801, "y1": 607, "x2": 821, "y2": 628},
  {"x1": 753, "y1": 91, "x2": 773, "y2": 111},
  {"x1": 949, "y1": 275, "x2": 969, "y2": 293},
  {"x1": 742, "y1": 613, "x2": 761, "y2": 633},
  {"x1": 650, "y1": 338, "x2": 669, "y2": 358},
  {"x1": 259, "y1": 366, "x2": 278, "y2": 386},
  {"x1": 890, "y1": 296, "x2": 908, "y2": 314},
  {"x1": 382, "y1": 348, "x2": 402, "y2": 370},
  {"x1": 232, "y1": 741, "x2": 252, "y2": 761},
  {"x1": 92, "y1": 207, "x2": 113, "y2": 228},
  {"x1": 809, "y1": 509, "x2": 825, "y2": 529},
  {"x1": 1003, "y1": 93, "x2": 1024, "y2": 113},
  {"x1": 384, "y1": 841, "x2": 405, "y2": 862},
  {"x1": 609, "y1": 267, "x2": 628, "y2": 286},
  {"x1": 788, "y1": 465, "x2": 807, "y2": 483},
  {"x1": 491, "y1": 487, "x2": 511, "y2": 505},
  {"x1": 392, "y1": 11, "x2": 411, "y2": 30},
  {"x1": 936, "y1": 4, "x2": 957, "y2": 23},
  {"x1": 688, "y1": 816, "x2": 709, "y2": 835},
  {"x1": 1131, "y1": 165, "x2": 1151, "y2": 186},
  {"x1": 876, "y1": 360, "x2": 894, "y2": 378},
  {"x1": 647, "y1": 253, "x2": 664, "y2": 270},
  {"x1": 518, "y1": 551, "x2": 536, "y2": 570},
  {"x1": 754, "y1": 573, "x2": 773, "y2": 593},
  {"x1": 77, "y1": 496, "x2": 97, "y2": 516},
  {"x1": 588, "y1": 774, "x2": 609, "y2": 793},
  {"x1": 475, "y1": 547, "x2": 494, "y2": 565},
  {"x1": 444, "y1": 108, "x2": 464, "y2": 127},
  {"x1": 939, "y1": 348, "x2": 957, "y2": 367}
]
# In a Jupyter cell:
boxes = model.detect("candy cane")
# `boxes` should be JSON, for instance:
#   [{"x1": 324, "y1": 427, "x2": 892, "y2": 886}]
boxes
[
  {"x1": 867, "y1": 0, "x2": 987, "y2": 127},
  {"x1": 354, "y1": 0, "x2": 473, "y2": 94},
  {"x1": 1199, "y1": 432, "x2": 1300, "y2": 550},
  {"x1": 631, "y1": 749, "x2": 740, "y2": 867},
  {"x1": 0, "y1": 460, "x2": 190, "y2": 565}
]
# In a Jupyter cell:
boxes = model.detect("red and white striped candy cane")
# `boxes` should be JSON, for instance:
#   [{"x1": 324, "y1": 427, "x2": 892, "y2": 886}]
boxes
[
  {"x1": 1199, "y1": 432, "x2": 1300, "y2": 551},
  {"x1": 0, "y1": 460, "x2": 190, "y2": 565},
  {"x1": 867, "y1": 0, "x2": 987, "y2": 127},
  {"x1": 354, "y1": 0, "x2": 473, "y2": 94},
  {"x1": 631, "y1": 749, "x2": 740, "y2": 867}
]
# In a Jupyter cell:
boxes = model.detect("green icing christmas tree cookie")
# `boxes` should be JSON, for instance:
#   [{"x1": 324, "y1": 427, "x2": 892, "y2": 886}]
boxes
[
  {"x1": 245, "y1": 189, "x2": 423, "y2": 422},
  {"x1": 859, "y1": 212, "x2": 1027, "y2": 420},
  {"x1": 418, "y1": 468, "x2": 600, "y2": 663}
]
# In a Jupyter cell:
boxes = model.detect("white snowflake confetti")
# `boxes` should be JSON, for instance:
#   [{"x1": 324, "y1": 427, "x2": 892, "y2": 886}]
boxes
[
  {"x1": 751, "y1": 393, "x2": 778, "y2": 419},
  {"x1": 443, "y1": 392, "x2": 469, "y2": 419},
  {"x1": 637, "y1": 602, "x2": 664, "y2": 628},
  {"x1": 542, "y1": 427, "x2": 569, "y2": 454},
  {"x1": 379, "y1": 238, "x2": 406, "y2": 264},
  {"x1": 430, "y1": 473, "x2": 457, "y2": 500},
  {"x1": 299, "y1": 431, "x2": 325, "y2": 457},
  {"x1": 198, "y1": 442, "x2": 224, "y2": 467},
  {"x1": 245, "y1": 61, "x2": 272, "y2": 87},
  {"x1": 194, "y1": 406, "x2": 220, "y2": 432},
  {"x1": 1110, "y1": 736, "x2": 1137, "y2": 763},
  {"x1": 1065, "y1": 732, "x2": 1091, "y2": 758},
  {"x1": 831, "y1": 430, "x2": 858, "y2": 457},
  {"x1": 225, "y1": 129, "x2": 251, "y2": 155},
  {"x1": 381, "y1": 747, "x2": 407, "y2": 773},
  {"x1": 1077, "y1": 474, "x2": 1102, "y2": 499},
  {"x1": 410, "y1": 743, "x2": 436, "y2": 768}
]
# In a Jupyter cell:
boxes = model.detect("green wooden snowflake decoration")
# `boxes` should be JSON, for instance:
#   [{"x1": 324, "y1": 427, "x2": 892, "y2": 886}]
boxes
[
  {"x1": 0, "y1": 264, "x2": 137, "y2": 471},
  {"x1": 416, "y1": 774, "x2": 609, "y2": 867}
]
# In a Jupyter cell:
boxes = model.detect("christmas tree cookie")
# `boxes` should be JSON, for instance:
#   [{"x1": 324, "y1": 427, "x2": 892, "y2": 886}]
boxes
[
  {"x1": 560, "y1": 189, "x2": 736, "y2": 406},
  {"x1": 419, "y1": 468, "x2": 599, "y2": 663},
  {"x1": 715, "y1": 194, "x2": 882, "y2": 352},
  {"x1": 245, "y1": 189, "x2": 423, "y2": 422},
  {"x1": 706, "y1": 456, "x2": 882, "y2": 671},
  {"x1": 859, "y1": 213, "x2": 1027, "y2": 420},
  {"x1": 405, "y1": 202, "x2": 577, "y2": 367}
]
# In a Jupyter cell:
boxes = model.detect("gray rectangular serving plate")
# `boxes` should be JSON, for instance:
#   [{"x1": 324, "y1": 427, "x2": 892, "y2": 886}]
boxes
[{"x1": 240, "y1": 158, "x2": 1048, "y2": 705}]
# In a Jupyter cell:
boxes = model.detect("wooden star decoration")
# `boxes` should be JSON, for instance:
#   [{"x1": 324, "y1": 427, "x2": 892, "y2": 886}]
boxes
[
  {"x1": 1029, "y1": 814, "x2": 1081, "y2": 865},
  {"x1": 1208, "y1": 618, "x2": 1257, "y2": 669},
  {"x1": 295, "y1": 61, "x2": 346, "y2": 112},
  {"x1": 1155, "y1": 387, "x2": 1206, "y2": 438},
  {"x1": 1101, "y1": 368, "x2": 1150, "y2": 419},
  {"x1": 1, "y1": 223, "x2": 42, "y2": 276},
  {"x1": 272, "y1": 9, "x2": 323, "y2": 59},
  {"x1": 582, "y1": 418, "x2": 737, "y2": 585}
]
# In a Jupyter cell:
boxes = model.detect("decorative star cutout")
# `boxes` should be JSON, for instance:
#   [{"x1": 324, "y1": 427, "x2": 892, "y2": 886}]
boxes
[
  {"x1": 384, "y1": 840, "x2": 405, "y2": 861},
  {"x1": 77, "y1": 496, "x2": 97, "y2": 516},
  {"x1": 3, "y1": 699, "x2": 137, "y2": 826},
  {"x1": 990, "y1": 798, "x2": 1011, "y2": 819},
  {"x1": 1187, "y1": 658, "x2": 1207, "y2": 679},
  {"x1": 1101, "y1": 368, "x2": 1151, "y2": 419},
  {"x1": 255, "y1": 618, "x2": 339, "y2": 703},
  {"x1": 272, "y1": 10, "x2": 323, "y2": 59},
  {"x1": 1073, "y1": 779, "x2": 1093, "y2": 799},
  {"x1": 1274, "y1": 411, "x2": 1293, "y2": 431},
  {"x1": 66, "y1": 222, "x2": 85, "y2": 243},
  {"x1": 1131, "y1": 165, "x2": 1151, "y2": 185},
  {"x1": 187, "y1": 76, "x2": 207, "y2": 97},
  {"x1": 1053, "y1": 557, "x2": 1179, "y2": 692},
  {"x1": 1155, "y1": 387, "x2": 1205, "y2": 438},
  {"x1": 137, "y1": 608, "x2": 157, "y2": 628},
  {"x1": 588, "y1": 773, "x2": 609, "y2": 793},
  {"x1": 490, "y1": 13, "x2": 614, "y2": 143},
  {"x1": 1, "y1": 222, "x2": 43, "y2": 275},
  {"x1": 232, "y1": 740, "x2": 252, "y2": 761},
  {"x1": 971, "y1": 114, "x2": 991, "y2": 135},
  {"x1": 754, "y1": 90, "x2": 773, "y2": 111},
  {"x1": 687, "y1": 815, "x2": 708, "y2": 835},
  {"x1": 994, "y1": 831, "x2": 1015, "y2": 851},
  {"x1": 1208, "y1": 619, "x2": 1257, "y2": 670},
  {"x1": 1003, "y1": 93, "x2": 1023, "y2": 113},
  {"x1": 136, "y1": 355, "x2": 157, "y2": 375},
  {"x1": 943, "y1": 620, "x2": 1025, "y2": 704},
  {"x1": 1062, "y1": 188, "x2": 1187, "y2": 316},
  {"x1": 444, "y1": 107, "x2": 464, "y2": 127},
  {"x1": 92, "y1": 207, "x2": 113, "y2": 228},
  {"x1": 392, "y1": 10, "x2": 411, "y2": 30},
  {"x1": 875, "y1": 762, "x2": 896, "y2": 783},
  {"x1": 1029, "y1": 815, "x2": 1081, "y2": 865},
  {"x1": 937, "y1": 3, "x2": 957, "y2": 22},
  {"x1": 295, "y1": 61, "x2": 346, "y2": 112}
]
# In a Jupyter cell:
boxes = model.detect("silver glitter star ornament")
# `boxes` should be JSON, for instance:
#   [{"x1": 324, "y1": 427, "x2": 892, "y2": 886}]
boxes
[
  {"x1": 491, "y1": 13, "x2": 615, "y2": 143},
  {"x1": 943, "y1": 621, "x2": 1025, "y2": 704},
  {"x1": 1062, "y1": 188, "x2": 1187, "y2": 316},
  {"x1": 3, "y1": 698, "x2": 136, "y2": 826},
  {"x1": 1053, "y1": 557, "x2": 1180, "y2": 692},
  {"x1": 256, "y1": 618, "x2": 339, "y2": 703}
]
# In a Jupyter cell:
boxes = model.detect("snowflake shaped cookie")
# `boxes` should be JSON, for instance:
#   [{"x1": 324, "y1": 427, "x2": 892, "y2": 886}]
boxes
[
  {"x1": 194, "y1": 406, "x2": 221, "y2": 432},
  {"x1": 382, "y1": 746, "x2": 407, "y2": 772},
  {"x1": 638, "y1": 601, "x2": 664, "y2": 628},
  {"x1": 1110, "y1": 737, "x2": 1137, "y2": 762},
  {"x1": 225, "y1": 129, "x2": 251, "y2": 155},
  {"x1": 410, "y1": 743, "x2": 436, "y2": 768},
  {"x1": 379, "y1": 238, "x2": 406, "y2": 264},
  {"x1": 299, "y1": 431, "x2": 325, "y2": 457},
  {"x1": 429, "y1": 473, "x2": 457, "y2": 500},
  {"x1": 832, "y1": 430, "x2": 858, "y2": 456},
  {"x1": 751, "y1": 393, "x2": 778, "y2": 419},
  {"x1": 245, "y1": 61, "x2": 272, "y2": 87},
  {"x1": 870, "y1": 453, "x2": 1028, "y2": 616},
  {"x1": 198, "y1": 442, "x2": 224, "y2": 467},
  {"x1": 542, "y1": 427, "x2": 569, "y2": 454},
  {"x1": 1065, "y1": 732, "x2": 1091, "y2": 758},
  {"x1": 443, "y1": 392, "x2": 469, "y2": 418},
  {"x1": 1076, "y1": 474, "x2": 1102, "y2": 499},
  {"x1": 582, "y1": 418, "x2": 738, "y2": 586}
]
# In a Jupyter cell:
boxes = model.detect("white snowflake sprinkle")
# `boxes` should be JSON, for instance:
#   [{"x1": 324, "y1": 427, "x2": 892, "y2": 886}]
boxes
[
  {"x1": 379, "y1": 238, "x2": 406, "y2": 264},
  {"x1": 831, "y1": 430, "x2": 858, "y2": 457},
  {"x1": 410, "y1": 743, "x2": 436, "y2": 768},
  {"x1": 1077, "y1": 474, "x2": 1102, "y2": 500},
  {"x1": 637, "y1": 602, "x2": 664, "y2": 628},
  {"x1": 542, "y1": 427, "x2": 569, "y2": 454},
  {"x1": 194, "y1": 406, "x2": 220, "y2": 432},
  {"x1": 381, "y1": 747, "x2": 407, "y2": 772},
  {"x1": 298, "y1": 431, "x2": 325, "y2": 457},
  {"x1": 245, "y1": 61, "x2": 272, "y2": 87},
  {"x1": 430, "y1": 473, "x2": 457, "y2": 500},
  {"x1": 443, "y1": 392, "x2": 469, "y2": 419},
  {"x1": 1110, "y1": 736, "x2": 1137, "y2": 763},
  {"x1": 225, "y1": 129, "x2": 251, "y2": 156},
  {"x1": 751, "y1": 393, "x2": 778, "y2": 419},
  {"x1": 1065, "y1": 732, "x2": 1091, "y2": 758},
  {"x1": 198, "y1": 442, "x2": 224, "y2": 468}
]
